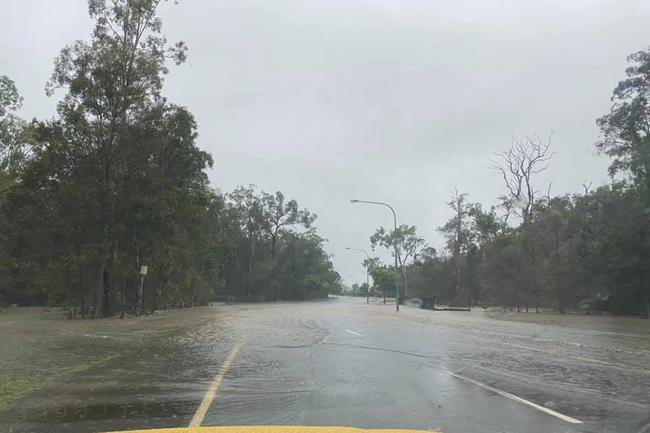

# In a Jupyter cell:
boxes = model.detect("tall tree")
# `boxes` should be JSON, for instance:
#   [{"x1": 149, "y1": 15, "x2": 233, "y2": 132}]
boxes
[
  {"x1": 227, "y1": 185, "x2": 268, "y2": 297},
  {"x1": 43, "y1": 0, "x2": 189, "y2": 316},
  {"x1": 492, "y1": 134, "x2": 554, "y2": 312},
  {"x1": 370, "y1": 224, "x2": 424, "y2": 298},
  {"x1": 438, "y1": 190, "x2": 475, "y2": 303},
  {"x1": 0, "y1": 76, "x2": 28, "y2": 306},
  {"x1": 597, "y1": 48, "x2": 650, "y2": 317},
  {"x1": 262, "y1": 191, "x2": 314, "y2": 300},
  {"x1": 262, "y1": 191, "x2": 314, "y2": 259}
]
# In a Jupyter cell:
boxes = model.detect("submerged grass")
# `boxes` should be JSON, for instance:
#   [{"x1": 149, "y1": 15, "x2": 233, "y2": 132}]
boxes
[
  {"x1": 0, "y1": 306, "x2": 220, "y2": 409},
  {"x1": 0, "y1": 376, "x2": 41, "y2": 407},
  {"x1": 486, "y1": 309, "x2": 650, "y2": 352}
]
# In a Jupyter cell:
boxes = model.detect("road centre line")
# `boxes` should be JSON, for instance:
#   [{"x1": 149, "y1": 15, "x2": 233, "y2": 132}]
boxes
[
  {"x1": 188, "y1": 339, "x2": 245, "y2": 427},
  {"x1": 445, "y1": 370, "x2": 583, "y2": 424},
  {"x1": 345, "y1": 329, "x2": 365, "y2": 337}
]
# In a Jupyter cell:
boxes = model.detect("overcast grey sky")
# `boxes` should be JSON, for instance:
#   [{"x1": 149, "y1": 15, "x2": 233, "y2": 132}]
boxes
[{"x1": 2, "y1": 0, "x2": 649, "y2": 285}]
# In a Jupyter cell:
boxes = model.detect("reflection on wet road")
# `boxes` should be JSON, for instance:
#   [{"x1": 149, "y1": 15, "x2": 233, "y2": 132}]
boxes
[{"x1": 2, "y1": 297, "x2": 650, "y2": 433}]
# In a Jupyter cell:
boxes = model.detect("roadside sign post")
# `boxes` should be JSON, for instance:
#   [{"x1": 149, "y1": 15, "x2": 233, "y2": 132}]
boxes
[{"x1": 138, "y1": 265, "x2": 148, "y2": 316}]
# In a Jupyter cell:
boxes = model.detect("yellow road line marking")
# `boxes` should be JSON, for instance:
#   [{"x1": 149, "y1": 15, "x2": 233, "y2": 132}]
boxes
[{"x1": 188, "y1": 339, "x2": 245, "y2": 427}]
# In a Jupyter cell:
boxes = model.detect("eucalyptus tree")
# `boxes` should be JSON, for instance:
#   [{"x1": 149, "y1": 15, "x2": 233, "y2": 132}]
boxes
[
  {"x1": 370, "y1": 224, "x2": 425, "y2": 298},
  {"x1": 597, "y1": 48, "x2": 650, "y2": 317}
]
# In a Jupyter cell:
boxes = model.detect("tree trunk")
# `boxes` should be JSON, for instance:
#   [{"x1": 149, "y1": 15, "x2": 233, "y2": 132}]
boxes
[
  {"x1": 403, "y1": 269, "x2": 409, "y2": 299},
  {"x1": 555, "y1": 229, "x2": 563, "y2": 314},
  {"x1": 80, "y1": 289, "x2": 86, "y2": 319},
  {"x1": 95, "y1": 221, "x2": 112, "y2": 318},
  {"x1": 93, "y1": 262, "x2": 105, "y2": 319},
  {"x1": 248, "y1": 234, "x2": 256, "y2": 297},
  {"x1": 271, "y1": 233, "x2": 281, "y2": 301},
  {"x1": 102, "y1": 266, "x2": 111, "y2": 317},
  {"x1": 137, "y1": 274, "x2": 145, "y2": 316},
  {"x1": 120, "y1": 275, "x2": 126, "y2": 319}
]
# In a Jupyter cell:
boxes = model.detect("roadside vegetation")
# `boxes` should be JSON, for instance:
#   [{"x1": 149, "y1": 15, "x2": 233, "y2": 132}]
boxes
[
  {"x1": 360, "y1": 52, "x2": 650, "y2": 317},
  {"x1": 0, "y1": 0, "x2": 341, "y2": 318},
  {"x1": 0, "y1": 305, "x2": 225, "y2": 408},
  {"x1": 1, "y1": 0, "x2": 649, "y2": 319}
]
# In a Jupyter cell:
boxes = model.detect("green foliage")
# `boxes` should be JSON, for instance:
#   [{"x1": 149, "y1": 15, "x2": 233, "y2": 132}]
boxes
[
  {"x1": 369, "y1": 266, "x2": 396, "y2": 299},
  {"x1": 0, "y1": 75, "x2": 22, "y2": 118},
  {"x1": 403, "y1": 183, "x2": 649, "y2": 314},
  {"x1": 370, "y1": 224, "x2": 424, "y2": 297},
  {"x1": 0, "y1": 75, "x2": 28, "y2": 178},
  {"x1": 0, "y1": 0, "x2": 340, "y2": 314},
  {"x1": 400, "y1": 49, "x2": 649, "y2": 315},
  {"x1": 595, "y1": 47, "x2": 650, "y2": 316},
  {"x1": 597, "y1": 48, "x2": 650, "y2": 185}
]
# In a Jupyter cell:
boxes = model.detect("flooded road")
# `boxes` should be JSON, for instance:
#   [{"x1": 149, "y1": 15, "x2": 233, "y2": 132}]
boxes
[{"x1": 2, "y1": 298, "x2": 649, "y2": 433}]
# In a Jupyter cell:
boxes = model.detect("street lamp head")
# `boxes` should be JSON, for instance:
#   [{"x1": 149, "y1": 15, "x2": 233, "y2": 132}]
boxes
[
  {"x1": 345, "y1": 247, "x2": 351, "y2": 250},
  {"x1": 350, "y1": 199, "x2": 359, "y2": 203}
]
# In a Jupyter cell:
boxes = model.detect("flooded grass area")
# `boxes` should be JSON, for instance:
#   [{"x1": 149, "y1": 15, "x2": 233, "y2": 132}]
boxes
[
  {"x1": 485, "y1": 310, "x2": 650, "y2": 352},
  {"x1": 1, "y1": 299, "x2": 649, "y2": 433},
  {"x1": 0, "y1": 306, "x2": 226, "y2": 409},
  {"x1": 0, "y1": 377, "x2": 40, "y2": 406}
]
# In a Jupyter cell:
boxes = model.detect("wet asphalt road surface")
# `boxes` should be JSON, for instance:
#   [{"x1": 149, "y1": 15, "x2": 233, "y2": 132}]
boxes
[{"x1": 2, "y1": 297, "x2": 650, "y2": 433}]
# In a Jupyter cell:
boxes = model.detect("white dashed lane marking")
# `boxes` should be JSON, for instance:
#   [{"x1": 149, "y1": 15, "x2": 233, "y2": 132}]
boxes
[
  {"x1": 345, "y1": 329, "x2": 364, "y2": 337},
  {"x1": 445, "y1": 370, "x2": 583, "y2": 424}
]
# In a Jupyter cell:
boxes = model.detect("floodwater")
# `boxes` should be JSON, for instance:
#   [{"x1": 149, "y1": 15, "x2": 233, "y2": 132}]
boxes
[{"x1": 1, "y1": 298, "x2": 649, "y2": 433}]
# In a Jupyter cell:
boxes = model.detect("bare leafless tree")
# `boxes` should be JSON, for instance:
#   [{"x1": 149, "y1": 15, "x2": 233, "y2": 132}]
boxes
[
  {"x1": 546, "y1": 181, "x2": 554, "y2": 203},
  {"x1": 491, "y1": 133, "x2": 554, "y2": 313},
  {"x1": 491, "y1": 133, "x2": 555, "y2": 219}
]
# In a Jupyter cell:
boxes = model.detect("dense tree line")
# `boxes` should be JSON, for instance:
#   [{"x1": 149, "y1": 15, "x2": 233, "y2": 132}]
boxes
[
  {"x1": 0, "y1": 0, "x2": 340, "y2": 317},
  {"x1": 365, "y1": 48, "x2": 650, "y2": 316},
  {"x1": 402, "y1": 182, "x2": 649, "y2": 316}
]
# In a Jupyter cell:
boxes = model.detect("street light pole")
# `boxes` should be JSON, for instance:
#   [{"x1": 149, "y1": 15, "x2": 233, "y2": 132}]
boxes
[
  {"x1": 350, "y1": 199, "x2": 400, "y2": 312},
  {"x1": 346, "y1": 247, "x2": 371, "y2": 304}
]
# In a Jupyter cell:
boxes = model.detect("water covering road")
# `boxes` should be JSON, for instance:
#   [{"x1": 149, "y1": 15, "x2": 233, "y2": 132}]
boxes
[{"x1": 2, "y1": 297, "x2": 650, "y2": 433}]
